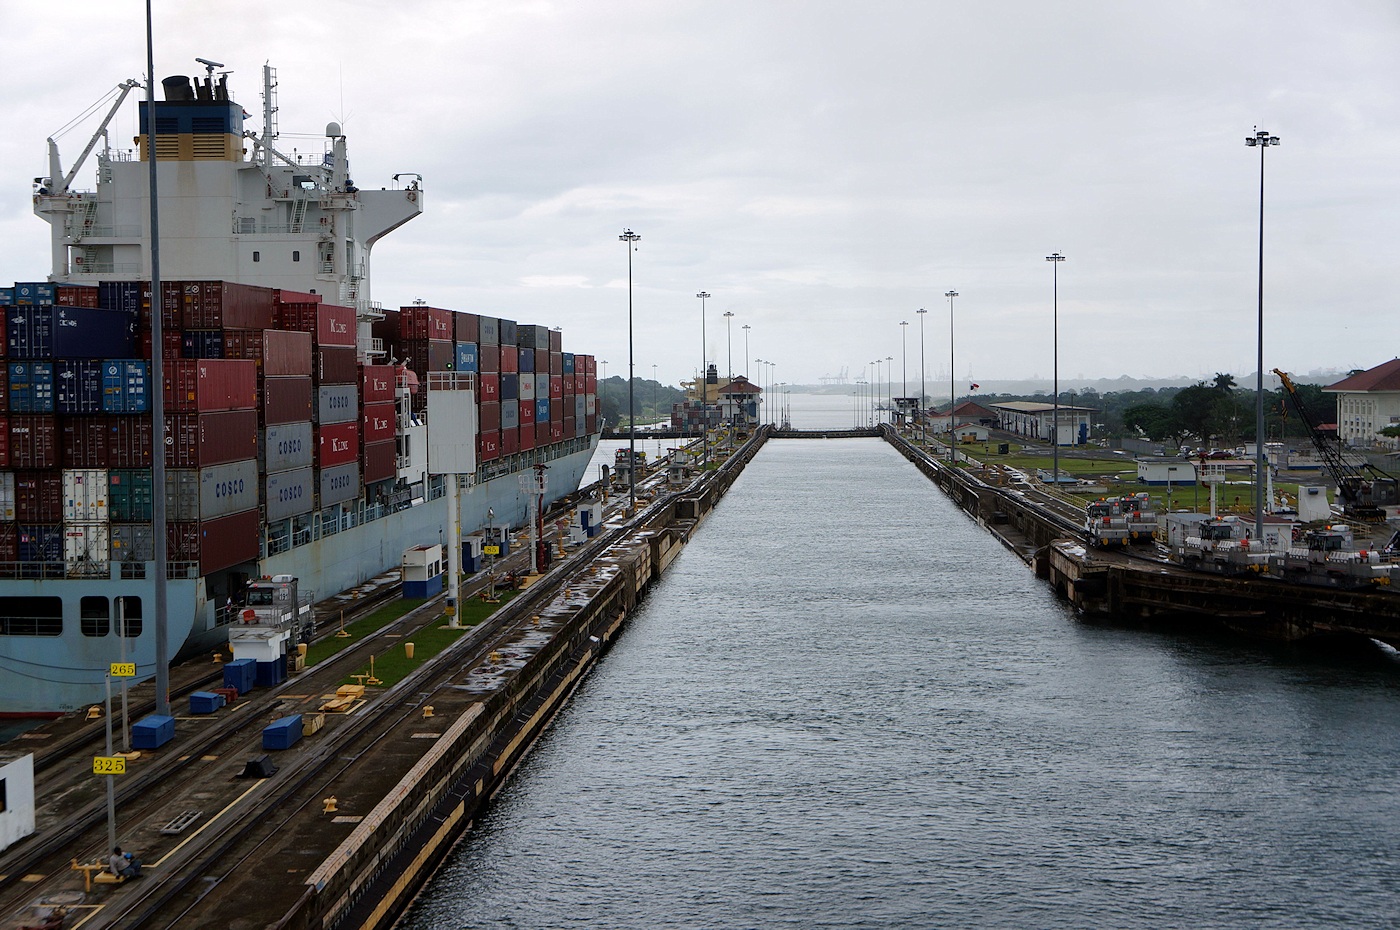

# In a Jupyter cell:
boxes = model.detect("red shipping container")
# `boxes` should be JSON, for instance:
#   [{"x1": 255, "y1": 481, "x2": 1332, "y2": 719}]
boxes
[
  {"x1": 454, "y1": 312, "x2": 480, "y2": 343},
  {"x1": 140, "y1": 330, "x2": 183, "y2": 361},
  {"x1": 585, "y1": 375, "x2": 597, "y2": 392},
  {"x1": 316, "y1": 304, "x2": 357, "y2": 347},
  {"x1": 318, "y1": 346, "x2": 357, "y2": 384},
  {"x1": 61, "y1": 417, "x2": 111, "y2": 468},
  {"x1": 428, "y1": 339, "x2": 453, "y2": 372},
  {"x1": 535, "y1": 421, "x2": 550, "y2": 445},
  {"x1": 169, "y1": 522, "x2": 201, "y2": 562},
  {"x1": 107, "y1": 417, "x2": 153, "y2": 467},
  {"x1": 478, "y1": 344, "x2": 500, "y2": 374},
  {"x1": 549, "y1": 376, "x2": 564, "y2": 401},
  {"x1": 275, "y1": 302, "x2": 317, "y2": 334},
  {"x1": 363, "y1": 439, "x2": 396, "y2": 484},
  {"x1": 54, "y1": 285, "x2": 100, "y2": 308},
  {"x1": 500, "y1": 345, "x2": 518, "y2": 374},
  {"x1": 501, "y1": 427, "x2": 519, "y2": 456},
  {"x1": 163, "y1": 359, "x2": 257, "y2": 412},
  {"x1": 180, "y1": 281, "x2": 276, "y2": 330},
  {"x1": 548, "y1": 330, "x2": 562, "y2": 353},
  {"x1": 0, "y1": 416, "x2": 7, "y2": 467},
  {"x1": 399, "y1": 306, "x2": 454, "y2": 341},
  {"x1": 574, "y1": 372, "x2": 586, "y2": 393},
  {"x1": 479, "y1": 374, "x2": 499, "y2": 403},
  {"x1": 198, "y1": 508, "x2": 261, "y2": 574},
  {"x1": 586, "y1": 413, "x2": 597, "y2": 434},
  {"x1": 519, "y1": 427, "x2": 535, "y2": 452},
  {"x1": 273, "y1": 288, "x2": 322, "y2": 305},
  {"x1": 262, "y1": 330, "x2": 313, "y2": 376},
  {"x1": 562, "y1": 416, "x2": 576, "y2": 437},
  {"x1": 478, "y1": 401, "x2": 501, "y2": 432},
  {"x1": 361, "y1": 365, "x2": 395, "y2": 404},
  {"x1": 317, "y1": 422, "x2": 359, "y2": 467},
  {"x1": 9, "y1": 415, "x2": 58, "y2": 468},
  {"x1": 166, "y1": 410, "x2": 258, "y2": 468},
  {"x1": 479, "y1": 431, "x2": 500, "y2": 461},
  {"x1": 361, "y1": 402, "x2": 396, "y2": 444},
  {"x1": 15, "y1": 472, "x2": 62, "y2": 522},
  {"x1": 221, "y1": 330, "x2": 265, "y2": 364},
  {"x1": 519, "y1": 399, "x2": 536, "y2": 425},
  {"x1": 550, "y1": 422, "x2": 564, "y2": 443},
  {"x1": 549, "y1": 352, "x2": 563, "y2": 376},
  {"x1": 262, "y1": 376, "x2": 313, "y2": 425}
]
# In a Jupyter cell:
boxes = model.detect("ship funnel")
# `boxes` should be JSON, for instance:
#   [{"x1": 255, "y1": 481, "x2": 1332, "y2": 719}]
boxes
[{"x1": 162, "y1": 75, "x2": 195, "y2": 101}]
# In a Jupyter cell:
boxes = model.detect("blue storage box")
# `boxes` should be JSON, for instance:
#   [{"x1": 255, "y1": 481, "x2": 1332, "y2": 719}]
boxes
[
  {"x1": 262, "y1": 714, "x2": 303, "y2": 751},
  {"x1": 223, "y1": 658, "x2": 256, "y2": 694},
  {"x1": 255, "y1": 657, "x2": 286, "y2": 688},
  {"x1": 131, "y1": 713, "x2": 176, "y2": 750},
  {"x1": 189, "y1": 691, "x2": 226, "y2": 715}
]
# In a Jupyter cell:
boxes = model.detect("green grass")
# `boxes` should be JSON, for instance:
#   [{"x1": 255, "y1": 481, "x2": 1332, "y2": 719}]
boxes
[{"x1": 305, "y1": 598, "x2": 426, "y2": 667}]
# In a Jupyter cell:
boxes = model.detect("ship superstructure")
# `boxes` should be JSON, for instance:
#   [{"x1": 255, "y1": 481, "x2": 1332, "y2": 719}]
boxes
[{"x1": 0, "y1": 65, "x2": 600, "y2": 715}]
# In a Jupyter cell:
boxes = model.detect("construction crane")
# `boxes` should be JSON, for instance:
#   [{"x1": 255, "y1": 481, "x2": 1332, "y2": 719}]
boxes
[{"x1": 1274, "y1": 368, "x2": 1398, "y2": 521}]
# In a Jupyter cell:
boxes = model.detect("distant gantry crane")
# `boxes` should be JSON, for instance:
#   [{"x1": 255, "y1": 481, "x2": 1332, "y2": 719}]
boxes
[{"x1": 819, "y1": 366, "x2": 850, "y2": 385}]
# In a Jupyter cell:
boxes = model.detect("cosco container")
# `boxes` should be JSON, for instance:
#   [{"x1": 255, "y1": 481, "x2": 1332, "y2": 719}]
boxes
[
  {"x1": 111, "y1": 523, "x2": 154, "y2": 563},
  {"x1": 363, "y1": 440, "x2": 396, "y2": 485},
  {"x1": 361, "y1": 365, "x2": 395, "y2": 404},
  {"x1": 65, "y1": 524, "x2": 109, "y2": 576},
  {"x1": 318, "y1": 461, "x2": 360, "y2": 507},
  {"x1": 197, "y1": 508, "x2": 260, "y2": 575},
  {"x1": 454, "y1": 342, "x2": 478, "y2": 373},
  {"x1": 317, "y1": 346, "x2": 357, "y2": 384},
  {"x1": 8, "y1": 361, "x2": 55, "y2": 413},
  {"x1": 264, "y1": 466, "x2": 315, "y2": 522},
  {"x1": 361, "y1": 402, "x2": 395, "y2": 444},
  {"x1": 62, "y1": 468, "x2": 108, "y2": 522},
  {"x1": 199, "y1": 459, "x2": 260, "y2": 520},
  {"x1": 261, "y1": 421, "x2": 314, "y2": 472},
  {"x1": 498, "y1": 318, "x2": 517, "y2": 346},
  {"x1": 574, "y1": 395, "x2": 586, "y2": 420},
  {"x1": 501, "y1": 399, "x2": 520, "y2": 430},
  {"x1": 101, "y1": 360, "x2": 149, "y2": 413},
  {"x1": 262, "y1": 376, "x2": 313, "y2": 425},
  {"x1": 108, "y1": 469, "x2": 154, "y2": 522},
  {"x1": 262, "y1": 330, "x2": 313, "y2": 376},
  {"x1": 9, "y1": 415, "x2": 58, "y2": 468},
  {"x1": 534, "y1": 373, "x2": 549, "y2": 398},
  {"x1": 535, "y1": 398, "x2": 550, "y2": 422},
  {"x1": 562, "y1": 352, "x2": 575, "y2": 375},
  {"x1": 178, "y1": 281, "x2": 276, "y2": 330},
  {"x1": 316, "y1": 384, "x2": 359, "y2": 425},
  {"x1": 478, "y1": 316, "x2": 499, "y2": 346},
  {"x1": 316, "y1": 422, "x2": 359, "y2": 468},
  {"x1": 16, "y1": 472, "x2": 62, "y2": 522}
]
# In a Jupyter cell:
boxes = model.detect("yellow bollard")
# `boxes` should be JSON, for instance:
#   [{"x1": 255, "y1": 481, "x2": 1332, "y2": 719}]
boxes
[
  {"x1": 422, "y1": 705, "x2": 434, "y2": 717},
  {"x1": 405, "y1": 642, "x2": 415, "y2": 659},
  {"x1": 323, "y1": 797, "x2": 338, "y2": 814}
]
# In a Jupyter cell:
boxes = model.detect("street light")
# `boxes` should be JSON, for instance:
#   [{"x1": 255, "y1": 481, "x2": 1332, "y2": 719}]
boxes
[
  {"x1": 1046, "y1": 253, "x2": 1065, "y2": 488},
  {"x1": 697, "y1": 291, "x2": 710, "y2": 462},
  {"x1": 652, "y1": 363, "x2": 658, "y2": 426},
  {"x1": 946, "y1": 289, "x2": 958, "y2": 462},
  {"x1": 742, "y1": 324, "x2": 751, "y2": 378},
  {"x1": 917, "y1": 308, "x2": 928, "y2": 425},
  {"x1": 1246, "y1": 127, "x2": 1279, "y2": 542},
  {"x1": 723, "y1": 310, "x2": 734, "y2": 380},
  {"x1": 900, "y1": 320, "x2": 908, "y2": 420},
  {"x1": 886, "y1": 356, "x2": 893, "y2": 427},
  {"x1": 620, "y1": 228, "x2": 640, "y2": 510}
]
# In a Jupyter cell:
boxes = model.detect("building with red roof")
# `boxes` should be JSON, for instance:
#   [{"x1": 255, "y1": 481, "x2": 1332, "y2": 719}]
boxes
[{"x1": 1323, "y1": 359, "x2": 1400, "y2": 446}]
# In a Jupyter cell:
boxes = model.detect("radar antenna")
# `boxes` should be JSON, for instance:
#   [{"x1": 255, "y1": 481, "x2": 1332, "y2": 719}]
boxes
[{"x1": 195, "y1": 57, "x2": 224, "y2": 78}]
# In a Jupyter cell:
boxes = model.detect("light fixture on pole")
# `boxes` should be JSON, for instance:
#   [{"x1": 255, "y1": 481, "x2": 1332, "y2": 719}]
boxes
[
  {"x1": 742, "y1": 324, "x2": 751, "y2": 378},
  {"x1": 886, "y1": 356, "x2": 893, "y2": 427},
  {"x1": 900, "y1": 320, "x2": 908, "y2": 420},
  {"x1": 1046, "y1": 253, "x2": 1065, "y2": 487},
  {"x1": 652, "y1": 363, "x2": 658, "y2": 426},
  {"x1": 917, "y1": 308, "x2": 928, "y2": 425},
  {"x1": 1246, "y1": 127, "x2": 1279, "y2": 543},
  {"x1": 723, "y1": 310, "x2": 734, "y2": 380},
  {"x1": 946, "y1": 289, "x2": 958, "y2": 462},
  {"x1": 696, "y1": 291, "x2": 710, "y2": 462},
  {"x1": 620, "y1": 228, "x2": 640, "y2": 510}
]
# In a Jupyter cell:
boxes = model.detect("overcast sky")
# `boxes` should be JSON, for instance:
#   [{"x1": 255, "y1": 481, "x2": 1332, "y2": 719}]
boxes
[{"x1": 1, "y1": 1, "x2": 1397, "y2": 389}]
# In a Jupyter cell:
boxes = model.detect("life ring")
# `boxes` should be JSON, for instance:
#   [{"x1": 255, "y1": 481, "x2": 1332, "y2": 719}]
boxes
[
  {"x1": 407, "y1": 191, "x2": 417, "y2": 203},
  {"x1": 242, "y1": 609, "x2": 257, "y2": 624}
]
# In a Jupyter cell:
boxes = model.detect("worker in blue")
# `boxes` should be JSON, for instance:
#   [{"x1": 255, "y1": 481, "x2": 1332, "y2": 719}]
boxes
[{"x1": 108, "y1": 846, "x2": 142, "y2": 878}]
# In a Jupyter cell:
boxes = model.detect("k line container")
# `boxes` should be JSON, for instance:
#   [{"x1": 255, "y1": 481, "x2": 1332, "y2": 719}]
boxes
[
  {"x1": 314, "y1": 304, "x2": 357, "y2": 347},
  {"x1": 316, "y1": 384, "x2": 359, "y2": 425},
  {"x1": 262, "y1": 376, "x2": 313, "y2": 425},
  {"x1": 361, "y1": 403, "x2": 395, "y2": 444},
  {"x1": 317, "y1": 422, "x2": 359, "y2": 468},
  {"x1": 519, "y1": 399, "x2": 536, "y2": 425},
  {"x1": 261, "y1": 421, "x2": 314, "y2": 472},
  {"x1": 361, "y1": 365, "x2": 395, "y2": 404},
  {"x1": 478, "y1": 374, "x2": 499, "y2": 403},
  {"x1": 479, "y1": 431, "x2": 499, "y2": 461},
  {"x1": 399, "y1": 306, "x2": 454, "y2": 341},
  {"x1": 264, "y1": 466, "x2": 315, "y2": 521},
  {"x1": 319, "y1": 461, "x2": 360, "y2": 507}
]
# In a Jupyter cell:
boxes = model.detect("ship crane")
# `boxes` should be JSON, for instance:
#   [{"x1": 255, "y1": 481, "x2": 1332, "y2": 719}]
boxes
[
  {"x1": 41, "y1": 79, "x2": 141, "y2": 196},
  {"x1": 1274, "y1": 368, "x2": 1399, "y2": 521}
]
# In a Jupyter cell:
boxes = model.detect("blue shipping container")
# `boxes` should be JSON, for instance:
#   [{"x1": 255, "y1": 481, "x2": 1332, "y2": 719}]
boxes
[
  {"x1": 14, "y1": 282, "x2": 55, "y2": 305},
  {"x1": 223, "y1": 657, "x2": 256, "y2": 694},
  {"x1": 501, "y1": 399, "x2": 520, "y2": 429},
  {"x1": 8, "y1": 361, "x2": 55, "y2": 413},
  {"x1": 55, "y1": 359, "x2": 104, "y2": 414},
  {"x1": 18, "y1": 524, "x2": 62, "y2": 562},
  {"x1": 7, "y1": 306, "x2": 136, "y2": 358},
  {"x1": 181, "y1": 330, "x2": 224, "y2": 359},
  {"x1": 262, "y1": 714, "x2": 302, "y2": 750},
  {"x1": 102, "y1": 359, "x2": 150, "y2": 413},
  {"x1": 562, "y1": 352, "x2": 575, "y2": 375},
  {"x1": 501, "y1": 373, "x2": 518, "y2": 401},
  {"x1": 131, "y1": 714, "x2": 176, "y2": 750},
  {"x1": 519, "y1": 347, "x2": 535, "y2": 372},
  {"x1": 535, "y1": 398, "x2": 550, "y2": 421},
  {"x1": 98, "y1": 281, "x2": 146, "y2": 313},
  {"x1": 255, "y1": 659, "x2": 286, "y2": 689},
  {"x1": 454, "y1": 342, "x2": 478, "y2": 373},
  {"x1": 0, "y1": 288, "x2": 13, "y2": 306},
  {"x1": 534, "y1": 373, "x2": 549, "y2": 398},
  {"x1": 189, "y1": 691, "x2": 225, "y2": 714}
]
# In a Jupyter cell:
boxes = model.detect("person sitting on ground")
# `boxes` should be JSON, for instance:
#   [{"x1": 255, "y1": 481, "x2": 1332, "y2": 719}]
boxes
[{"x1": 109, "y1": 846, "x2": 141, "y2": 878}]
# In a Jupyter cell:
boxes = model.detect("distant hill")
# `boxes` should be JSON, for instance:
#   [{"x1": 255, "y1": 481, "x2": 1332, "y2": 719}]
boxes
[{"x1": 790, "y1": 369, "x2": 1347, "y2": 398}]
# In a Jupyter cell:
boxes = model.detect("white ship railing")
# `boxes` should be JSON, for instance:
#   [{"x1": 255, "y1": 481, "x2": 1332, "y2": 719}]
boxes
[
  {"x1": 68, "y1": 261, "x2": 142, "y2": 275},
  {"x1": 67, "y1": 224, "x2": 143, "y2": 239}
]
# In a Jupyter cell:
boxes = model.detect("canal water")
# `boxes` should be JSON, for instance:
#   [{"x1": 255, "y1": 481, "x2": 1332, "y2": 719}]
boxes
[{"x1": 401, "y1": 405, "x2": 1400, "y2": 929}]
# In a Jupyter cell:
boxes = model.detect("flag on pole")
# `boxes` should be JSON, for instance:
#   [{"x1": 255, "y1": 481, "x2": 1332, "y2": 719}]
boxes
[{"x1": 970, "y1": 383, "x2": 980, "y2": 391}]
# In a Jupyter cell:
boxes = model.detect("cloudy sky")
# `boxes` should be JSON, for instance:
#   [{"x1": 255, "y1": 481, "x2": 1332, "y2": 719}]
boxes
[{"x1": 1, "y1": 1, "x2": 1397, "y2": 389}]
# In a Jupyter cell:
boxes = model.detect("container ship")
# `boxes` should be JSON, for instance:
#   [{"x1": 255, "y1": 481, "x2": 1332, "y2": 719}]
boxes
[{"x1": 0, "y1": 64, "x2": 600, "y2": 716}]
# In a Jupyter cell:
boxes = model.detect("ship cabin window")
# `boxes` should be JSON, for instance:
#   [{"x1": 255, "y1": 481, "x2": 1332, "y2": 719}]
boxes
[
  {"x1": 81, "y1": 596, "x2": 110, "y2": 637},
  {"x1": 253, "y1": 251, "x2": 261, "y2": 263},
  {"x1": 0, "y1": 776, "x2": 6, "y2": 813},
  {"x1": 117, "y1": 597, "x2": 142, "y2": 637},
  {"x1": 292, "y1": 250, "x2": 301, "y2": 262},
  {"x1": 0, "y1": 597, "x2": 63, "y2": 636}
]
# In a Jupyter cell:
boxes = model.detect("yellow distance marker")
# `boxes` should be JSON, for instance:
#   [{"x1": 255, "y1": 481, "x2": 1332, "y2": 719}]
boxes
[
  {"x1": 110, "y1": 662, "x2": 136, "y2": 677},
  {"x1": 484, "y1": 545, "x2": 500, "y2": 556},
  {"x1": 93, "y1": 756, "x2": 126, "y2": 775}
]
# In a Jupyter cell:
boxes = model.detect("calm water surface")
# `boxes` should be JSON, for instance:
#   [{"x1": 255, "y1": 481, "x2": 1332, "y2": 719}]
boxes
[{"x1": 402, "y1": 415, "x2": 1400, "y2": 929}]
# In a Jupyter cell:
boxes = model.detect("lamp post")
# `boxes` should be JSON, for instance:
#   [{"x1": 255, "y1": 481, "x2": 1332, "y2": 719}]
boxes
[
  {"x1": 697, "y1": 291, "x2": 710, "y2": 462},
  {"x1": 900, "y1": 320, "x2": 908, "y2": 421},
  {"x1": 652, "y1": 363, "x2": 658, "y2": 426},
  {"x1": 723, "y1": 310, "x2": 734, "y2": 380},
  {"x1": 1046, "y1": 253, "x2": 1065, "y2": 487},
  {"x1": 886, "y1": 356, "x2": 893, "y2": 427},
  {"x1": 742, "y1": 324, "x2": 751, "y2": 378},
  {"x1": 946, "y1": 289, "x2": 958, "y2": 462},
  {"x1": 620, "y1": 228, "x2": 640, "y2": 510},
  {"x1": 917, "y1": 308, "x2": 928, "y2": 425},
  {"x1": 1246, "y1": 127, "x2": 1279, "y2": 543}
]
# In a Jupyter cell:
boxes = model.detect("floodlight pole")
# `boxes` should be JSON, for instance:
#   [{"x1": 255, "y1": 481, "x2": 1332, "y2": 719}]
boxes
[
  {"x1": 697, "y1": 291, "x2": 710, "y2": 462},
  {"x1": 946, "y1": 289, "x2": 958, "y2": 461},
  {"x1": 1246, "y1": 128, "x2": 1279, "y2": 543},
  {"x1": 1046, "y1": 253, "x2": 1065, "y2": 487},
  {"x1": 620, "y1": 229, "x2": 640, "y2": 510}
]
